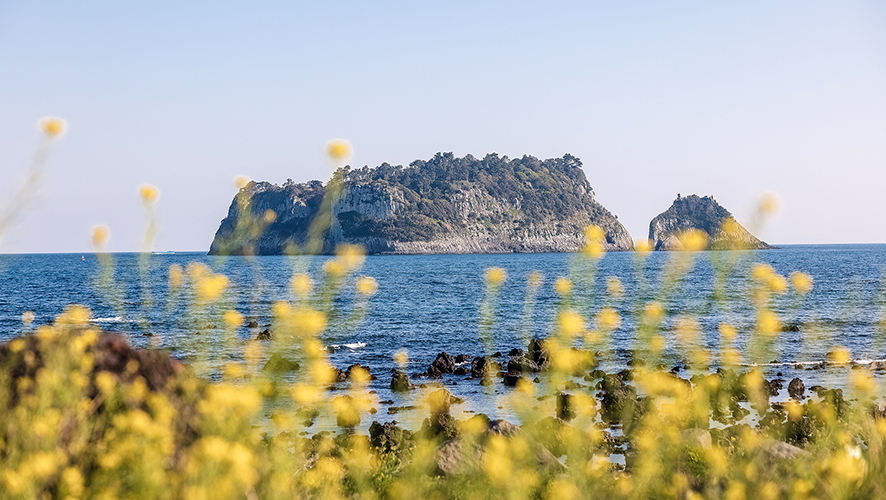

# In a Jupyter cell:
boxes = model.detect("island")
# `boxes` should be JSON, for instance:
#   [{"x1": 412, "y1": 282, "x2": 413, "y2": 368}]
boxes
[
  {"x1": 648, "y1": 194, "x2": 774, "y2": 251},
  {"x1": 209, "y1": 153, "x2": 633, "y2": 255}
]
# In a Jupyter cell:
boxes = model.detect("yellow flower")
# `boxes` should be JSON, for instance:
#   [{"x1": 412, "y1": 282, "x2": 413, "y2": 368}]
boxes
[
  {"x1": 790, "y1": 271, "x2": 813, "y2": 294},
  {"x1": 295, "y1": 308, "x2": 327, "y2": 335},
  {"x1": 595, "y1": 307, "x2": 621, "y2": 331},
  {"x1": 323, "y1": 258, "x2": 347, "y2": 278},
  {"x1": 326, "y1": 139, "x2": 352, "y2": 163},
  {"x1": 336, "y1": 243, "x2": 366, "y2": 270},
  {"x1": 138, "y1": 184, "x2": 159, "y2": 203},
  {"x1": 234, "y1": 176, "x2": 250, "y2": 189},
  {"x1": 527, "y1": 270, "x2": 543, "y2": 288},
  {"x1": 558, "y1": 310, "x2": 585, "y2": 337},
  {"x1": 196, "y1": 274, "x2": 229, "y2": 303},
  {"x1": 643, "y1": 301, "x2": 665, "y2": 322},
  {"x1": 758, "y1": 192, "x2": 781, "y2": 215},
  {"x1": 606, "y1": 277, "x2": 624, "y2": 298},
  {"x1": 582, "y1": 225, "x2": 606, "y2": 258},
  {"x1": 223, "y1": 309, "x2": 244, "y2": 328},
  {"x1": 91, "y1": 225, "x2": 110, "y2": 248},
  {"x1": 356, "y1": 276, "x2": 378, "y2": 296},
  {"x1": 290, "y1": 273, "x2": 314, "y2": 297},
  {"x1": 634, "y1": 239, "x2": 652, "y2": 253},
  {"x1": 756, "y1": 310, "x2": 780, "y2": 336},
  {"x1": 584, "y1": 225, "x2": 604, "y2": 241},
  {"x1": 38, "y1": 117, "x2": 66, "y2": 137},
  {"x1": 485, "y1": 267, "x2": 507, "y2": 286},
  {"x1": 553, "y1": 277, "x2": 572, "y2": 296},
  {"x1": 718, "y1": 323, "x2": 737, "y2": 341},
  {"x1": 679, "y1": 229, "x2": 708, "y2": 251},
  {"x1": 263, "y1": 209, "x2": 277, "y2": 223},
  {"x1": 168, "y1": 264, "x2": 184, "y2": 289},
  {"x1": 393, "y1": 349, "x2": 408, "y2": 367},
  {"x1": 828, "y1": 346, "x2": 851, "y2": 364}
]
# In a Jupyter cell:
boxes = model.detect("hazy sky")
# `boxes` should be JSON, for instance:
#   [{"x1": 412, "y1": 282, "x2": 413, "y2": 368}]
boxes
[{"x1": 1, "y1": 1, "x2": 884, "y2": 252}]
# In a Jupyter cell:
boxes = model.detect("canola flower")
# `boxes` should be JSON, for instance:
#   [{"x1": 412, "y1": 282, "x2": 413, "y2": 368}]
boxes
[{"x1": 38, "y1": 117, "x2": 66, "y2": 138}]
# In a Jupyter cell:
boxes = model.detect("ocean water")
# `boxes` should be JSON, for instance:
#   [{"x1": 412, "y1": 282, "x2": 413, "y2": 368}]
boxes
[{"x1": 1, "y1": 245, "x2": 885, "y2": 424}]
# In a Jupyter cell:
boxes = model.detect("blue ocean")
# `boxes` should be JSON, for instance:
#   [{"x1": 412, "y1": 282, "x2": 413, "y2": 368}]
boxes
[{"x1": 1, "y1": 245, "x2": 885, "y2": 423}]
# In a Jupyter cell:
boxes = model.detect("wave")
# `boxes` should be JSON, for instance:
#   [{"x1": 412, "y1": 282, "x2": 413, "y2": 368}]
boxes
[
  {"x1": 325, "y1": 342, "x2": 367, "y2": 351},
  {"x1": 90, "y1": 316, "x2": 133, "y2": 323}
]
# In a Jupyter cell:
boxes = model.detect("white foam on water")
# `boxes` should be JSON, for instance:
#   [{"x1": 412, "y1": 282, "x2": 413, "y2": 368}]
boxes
[{"x1": 90, "y1": 316, "x2": 130, "y2": 323}]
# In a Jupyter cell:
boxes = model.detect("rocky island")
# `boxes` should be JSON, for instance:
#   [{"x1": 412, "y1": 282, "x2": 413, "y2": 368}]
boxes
[
  {"x1": 648, "y1": 194, "x2": 774, "y2": 251},
  {"x1": 209, "y1": 153, "x2": 633, "y2": 255}
]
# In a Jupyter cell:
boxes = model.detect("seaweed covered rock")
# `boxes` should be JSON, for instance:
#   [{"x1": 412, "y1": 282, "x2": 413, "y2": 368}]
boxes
[{"x1": 391, "y1": 369, "x2": 415, "y2": 392}]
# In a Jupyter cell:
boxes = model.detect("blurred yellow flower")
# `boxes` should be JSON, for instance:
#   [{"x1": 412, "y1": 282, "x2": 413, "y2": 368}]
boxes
[
  {"x1": 718, "y1": 323, "x2": 737, "y2": 341},
  {"x1": 558, "y1": 310, "x2": 585, "y2": 337},
  {"x1": 643, "y1": 301, "x2": 664, "y2": 322},
  {"x1": 326, "y1": 139, "x2": 352, "y2": 163},
  {"x1": 38, "y1": 117, "x2": 66, "y2": 137},
  {"x1": 790, "y1": 271, "x2": 813, "y2": 294},
  {"x1": 828, "y1": 346, "x2": 851, "y2": 364},
  {"x1": 139, "y1": 184, "x2": 159, "y2": 203},
  {"x1": 756, "y1": 310, "x2": 780, "y2": 336},
  {"x1": 295, "y1": 308, "x2": 327, "y2": 335},
  {"x1": 263, "y1": 209, "x2": 277, "y2": 223},
  {"x1": 758, "y1": 192, "x2": 781, "y2": 215},
  {"x1": 336, "y1": 243, "x2": 366, "y2": 270},
  {"x1": 223, "y1": 309, "x2": 244, "y2": 328},
  {"x1": 91, "y1": 225, "x2": 110, "y2": 248},
  {"x1": 291, "y1": 273, "x2": 314, "y2": 297},
  {"x1": 485, "y1": 267, "x2": 507, "y2": 286},
  {"x1": 356, "y1": 275, "x2": 378, "y2": 296},
  {"x1": 634, "y1": 238, "x2": 652, "y2": 253},
  {"x1": 606, "y1": 277, "x2": 624, "y2": 298},
  {"x1": 595, "y1": 307, "x2": 621, "y2": 331},
  {"x1": 323, "y1": 258, "x2": 347, "y2": 278},
  {"x1": 393, "y1": 349, "x2": 408, "y2": 367},
  {"x1": 234, "y1": 175, "x2": 250, "y2": 189},
  {"x1": 527, "y1": 270, "x2": 543, "y2": 288},
  {"x1": 196, "y1": 274, "x2": 229, "y2": 303},
  {"x1": 554, "y1": 276, "x2": 572, "y2": 296},
  {"x1": 168, "y1": 264, "x2": 184, "y2": 289},
  {"x1": 679, "y1": 229, "x2": 708, "y2": 251}
]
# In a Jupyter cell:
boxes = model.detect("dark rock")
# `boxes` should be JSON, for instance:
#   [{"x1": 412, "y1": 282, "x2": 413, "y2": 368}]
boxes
[
  {"x1": 246, "y1": 320, "x2": 259, "y2": 328},
  {"x1": 508, "y1": 348, "x2": 525, "y2": 357},
  {"x1": 345, "y1": 363, "x2": 375, "y2": 380},
  {"x1": 471, "y1": 357, "x2": 492, "y2": 380},
  {"x1": 369, "y1": 421, "x2": 413, "y2": 452},
  {"x1": 262, "y1": 353, "x2": 300, "y2": 372},
  {"x1": 256, "y1": 329, "x2": 273, "y2": 340},
  {"x1": 491, "y1": 352, "x2": 503, "y2": 358},
  {"x1": 528, "y1": 337, "x2": 551, "y2": 370},
  {"x1": 788, "y1": 377, "x2": 805, "y2": 400},
  {"x1": 507, "y1": 356, "x2": 539, "y2": 374},
  {"x1": 391, "y1": 369, "x2": 415, "y2": 392},
  {"x1": 766, "y1": 378, "x2": 783, "y2": 397},
  {"x1": 454, "y1": 366, "x2": 470, "y2": 376},
  {"x1": 454, "y1": 354, "x2": 473, "y2": 363},
  {"x1": 502, "y1": 373, "x2": 525, "y2": 387},
  {"x1": 556, "y1": 392, "x2": 576, "y2": 421},
  {"x1": 427, "y1": 352, "x2": 456, "y2": 377}
]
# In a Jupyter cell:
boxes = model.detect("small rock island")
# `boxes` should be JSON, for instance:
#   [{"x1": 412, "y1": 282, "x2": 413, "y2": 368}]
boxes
[
  {"x1": 209, "y1": 153, "x2": 633, "y2": 255},
  {"x1": 648, "y1": 194, "x2": 774, "y2": 251}
]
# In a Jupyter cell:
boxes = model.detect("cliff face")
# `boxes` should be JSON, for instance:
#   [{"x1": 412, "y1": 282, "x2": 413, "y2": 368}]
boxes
[
  {"x1": 209, "y1": 153, "x2": 633, "y2": 255},
  {"x1": 648, "y1": 194, "x2": 773, "y2": 251}
]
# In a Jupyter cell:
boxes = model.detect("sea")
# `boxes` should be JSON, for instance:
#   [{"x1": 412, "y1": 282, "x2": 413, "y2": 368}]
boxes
[{"x1": 1, "y1": 244, "x2": 885, "y2": 426}]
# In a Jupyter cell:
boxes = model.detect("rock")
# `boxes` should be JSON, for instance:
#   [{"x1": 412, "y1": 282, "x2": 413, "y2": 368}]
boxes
[
  {"x1": 648, "y1": 194, "x2": 773, "y2": 251},
  {"x1": 556, "y1": 392, "x2": 576, "y2": 421},
  {"x1": 788, "y1": 377, "x2": 805, "y2": 400},
  {"x1": 427, "y1": 352, "x2": 456, "y2": 377},
  {"x1": 420, "y1": 389, "x2": 460, "y2": 441},
  {"x1": 208, "y1": 154, "x2": 633, "y2": 256},
  {"x1": 759, "y1": 440, "x2": 809, "y2": 461},
  {"x1": 487, "y1": 420, "x2": 521, "y2": 437},
  {"x1": 507, "y1": 356, "x2": 539, "y2": 374},
  {"x1": 454, "y1": 366, "x2": 470, "y2": 376},
  {"x1": 256, "y1": 329, "x2": 273, "y2": 340},
  {"x1": 369, "y1": 421, "x2": 413, "y2": 452},
  {"x1": 471, "y1": 357, "x2": 492, "y2": 380},
  {"x1": 391, "y1": 369, "x2": 415, "y2": 392},
  {"x1": 333, "y1": 396, "x2": 361, "y2": 428},
  {"x1": 454, "y1": 354, "x2": 473, "y2": 363},
  {"x1": 262, "y1": 353, "x2": 300, "y2": 372},
  {"x1": 502, "y1": 373, "x2": 525, "y2": 387},
  {"x1": 528, "y1": 338, "x2": 551, "y2": 370},
  {"x1": 491, "y1": 352, "x2": 503, "y2": 358},
  {"x1": 345, "y1": 363, "x2": 375, "y2": 380},
  {"x1": 681, "y1": 428, "x2": 712, "y2": 449},
  {"x1": 766, "y1": 378, "x2": 783, "y2": 397},
  {"x1": 246, "y1": 320, "x2": 259, "y2": 328},
  {"x1": 508, "y1": 348, "x2": 525, "y2": 357}
]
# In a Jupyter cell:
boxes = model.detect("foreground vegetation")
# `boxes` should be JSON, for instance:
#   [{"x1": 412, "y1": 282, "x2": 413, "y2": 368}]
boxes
[{"x1": 2, "y1": 129, "x2": 886, "y2": 499}]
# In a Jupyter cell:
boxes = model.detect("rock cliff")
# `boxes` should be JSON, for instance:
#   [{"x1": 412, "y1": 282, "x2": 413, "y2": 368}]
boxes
[
  {"x1": 648, "y1": 194, "x2": 773, "y2": 251},
  {"x1": 209, "y1": 153, "x2": 633, "y2": 255}
]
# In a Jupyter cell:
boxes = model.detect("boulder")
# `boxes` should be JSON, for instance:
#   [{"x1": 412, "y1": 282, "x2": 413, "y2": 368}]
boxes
[
  {"x1": 391, "y1": 369, "x2": 415, "y2": 392},
  {"x1": 262, "y1": 353, "x2": 300, "y2": 372},
  {"x1": 507, "y1": 356, "x2": 539, "y2": 374},
  {"x1": 427, "y1": 352, "x2": 456, "y2": 377},
  {"x1": 788, "y1": 377, "x2": 805, "y2": 400}
]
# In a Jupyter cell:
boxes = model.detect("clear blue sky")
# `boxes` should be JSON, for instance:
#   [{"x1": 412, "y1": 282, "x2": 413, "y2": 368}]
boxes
[{"x1": 1, "y1": 1, "x2": 884, "y2": 252}]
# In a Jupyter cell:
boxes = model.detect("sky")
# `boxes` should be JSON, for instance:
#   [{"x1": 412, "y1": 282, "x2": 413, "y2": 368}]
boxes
[{"x1": 1, "y1": 1, "x2": 884, "y2": 252}]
